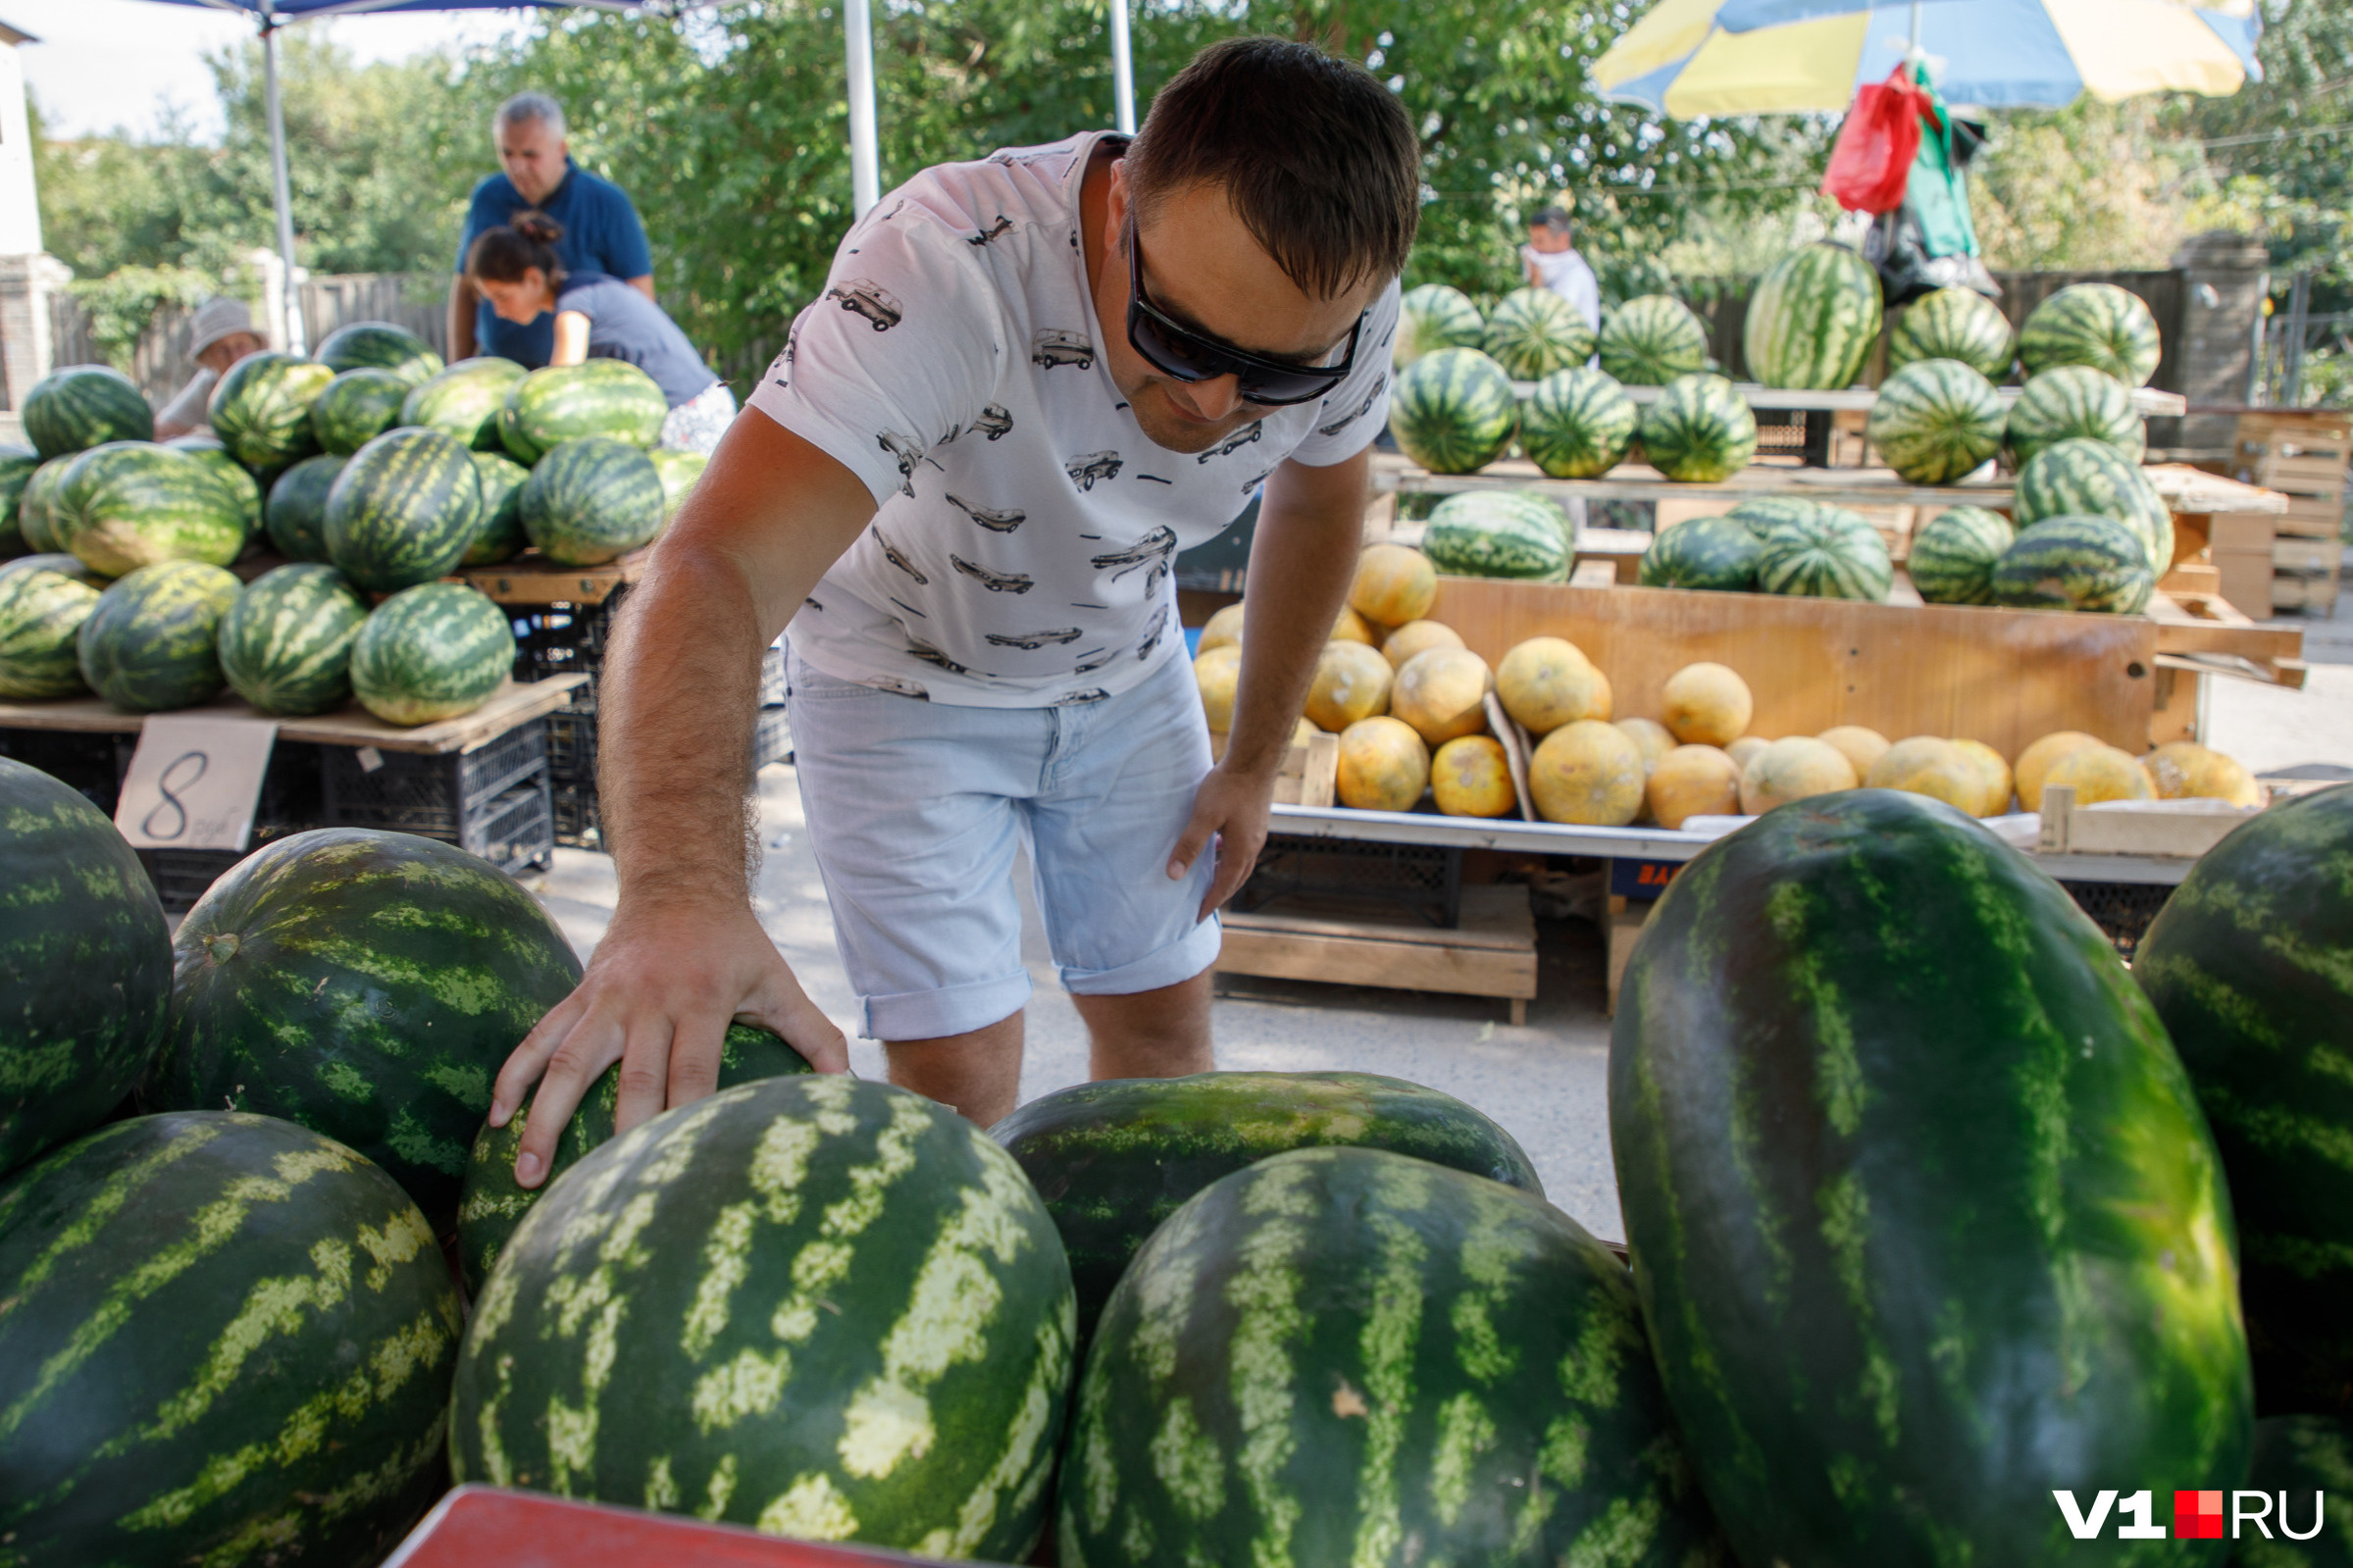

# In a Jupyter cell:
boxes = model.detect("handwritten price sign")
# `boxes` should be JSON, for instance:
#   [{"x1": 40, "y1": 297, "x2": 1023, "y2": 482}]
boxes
[{"x1": 115, "y1": 715, "x2": 280, "y2": 851}]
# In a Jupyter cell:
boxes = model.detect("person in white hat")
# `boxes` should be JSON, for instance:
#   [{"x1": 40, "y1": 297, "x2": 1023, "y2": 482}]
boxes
[{"x1": 154, "y1": 298, "x2": 270, "y2": 438}]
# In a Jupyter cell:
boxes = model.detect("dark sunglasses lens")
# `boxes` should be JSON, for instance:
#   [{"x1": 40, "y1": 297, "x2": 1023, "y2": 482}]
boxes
[
  {"x1": 1234, "y1": 365, "x2": 1349, "y2": 405},
  {"x1": 1130, "y1": 303, "x2": 1350, "y2": 405},
  {"x1": 1130, "y1": 311, "x2": 1223, "y2": 382}
]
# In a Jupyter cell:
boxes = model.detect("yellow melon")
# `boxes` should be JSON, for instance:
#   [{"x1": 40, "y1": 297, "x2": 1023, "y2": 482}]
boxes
[
  {"x1": 1350, "y1": 543, "x2": 1438, "y2": 628},
  {"x1": 1616, "y1": 718, "x2": 1674, "y2": 778},
  {"x1": 1198, "y1": 601, "x2": 1246, "y2": 653},
  {"x1": 1529, "y1": 720, "x2": 1646, "y2": 826},
  {"x1": 1304, "y1": 640, "x2": 1393, "y2": 733},
  {"x1": 1496, "y1": 637, "x2": 1611, "y2": 733},
  {"x1": 2144, "y1": 741, "x2": 2264, "y2": 809},
  {"x1": 1381, "y1": 619, "x2": 1466, "y2": 671},
  {"x1": 1332, "y1": 605, "x2": 1379, "y2": 645},
  {"x1": 1864, "y1": 735, "x2": 1978, "y2": 813},
  {"x1": 1725, "y1": 735, "x2": 1769, "y2": 770},
  {"x1": 1739, "y1": 736, "x2": 1858, "y2": 815},
  {"x1": 2042, "y1": 742, "x2": 2155, "y2": 807},
  {"x1": 1816, "y1": 725, "x2": 1890, "y2": 780},
  {"x1": 2014, "y1": 730, "x2": 2102, "y2": 812},
  {"x1": 1948, "y1": 737, "x2": 2015, "y2": 817},
  {"x1": 1193, "y1": 644, "x2": 1242, "y2": 732},
  {"x1": 1391, "y1": 647, "x2": 1493, "y2": 746},
  {"x1": 1649, "y1": 744, "x2": 1742, "y2": 829},
  {"x1": 1336, "y1": 716, "x2": 1430, "y2": 812},
  {"x1": 1660, "y1": 662, "x2": 1754, "y2": 747},
  {"x1": 1432, "y1": 735, "x2": 1517, "y2": 818}
]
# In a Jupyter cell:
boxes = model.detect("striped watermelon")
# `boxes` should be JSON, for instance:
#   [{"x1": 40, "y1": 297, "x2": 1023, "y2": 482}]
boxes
[
  {"x1": 0, "y1": 758, "x2": 170, "y2": 1173},
  {"x1": 53, "y1": 441, "x2": 246, "y2": 578},
  {"x1": 1518, "y1": 366, "x2": 1636, "y2": 479},
  {"x1": 466, "y1": 450, "x2": 532, "y2": 565},
  {"x1": 1865, "y1": 358, "x2": 2006, "y2": 484},
  {"x1": 1393, "y1": 283, "x2": 1486, "y2": 368},
  {"x1": 1598, "y1": 294, "x2": 1709, "y2": 385},
  {"x1": 2015, "y1": 436, "x2": 2173, "y2": 570},
  {"x1": 75, "y1": 559, "x2": 241, "y2": 712},
  {"x1": 1638, "y1": 372, "x2": 1757, "y2": 481},
  {"x1": 0, "y1": 556, "x2": 102, "y2": 698},
  {"x1": 218, "y1": 563, "x2": 370, "y2": 716},
  {"x1": 1613, "y1": 789, "x2": 2250, "y2": 1568},
  {"x1": 166, "y1": 432, "x2": 263, "y2": 540},
  {"x1": 2135, "y1": 785, "x2": 2353, "y2": 1416},
  {"x1": 499, "y1": 360, "x2": 668, "y2": 464},
  {"x1": 1755, "y1": 502, "x2": 1892, "y2": 600},
  {"x1": 348, "y1": 582, "x2": 515, "y2": 727},
  {"x1": 1388, "y1": 348, "x2": 1516, "y2": 475},
  {"x1": 308, "y1": 368, "x2": 412, "y2": 456},
  {"x1": 265, "y1": 453, "x2": 344, "y2": 563},
  {"x1": 1482, "y1": 286, "x2": 1595, "y2": 380},
  {"x1": 2243, "y1": 1418, "x2": 2353, "y2": 1551},
  {"x1": 402, "y1": 356, "x2": 529, "y2": 450},
  {"x1": 1989, "y1": 515, "x2": 2156, "y2": 614},
  {"x1": 450, "y1": 1074, "x2": 1076, "y2": 1560},
  {"x1": 208, "y1": 352, "x2": 335, "y2": 471},
  {"x1": 1063, "y1": 1145, "x2": 1728, "y2": 1568},
  {"x1": 455, "y1": 1023, "x2": 813, "y2": 1295},
  {"x1": 2006, "y1": 365, "x2": 2145, "y2": 468},
  {"x1": 2020, "y1": 281, "x2": 2163, "y2": 386},
  {"x1": 989, "y1": 1070, "x2": 1542, "y2": 1345},
  {"x1": 23, "y1": 365, "x2": 154, "y2": 459},
  {"x1": 315, "y1": 320, "x2": 445, "y2": 387},
  {"x1": 1906, "y1": 504, "x2": 2015, "y2": 605},
  {"x1": 520, "y1": 436, "x2": 666, "y2": 567},
  {"x1": 1640, "y1": 514, "x2": 1764, "y2": 591},
  {"x1": 1886, "y1": 286, "x2": 2016, "y2": 380},
  {"x1": 15, "y1": 458, "x2": 71, "y2": 553},
  {"x1": 649, "y1": 446, "x2": 709, "y2": 526},
  {"x1": 147, "y1": 827, "x2": 584, "y2": 1229},
  {"x1": 0, "y1": 443, "x2": 40, "y2": 547},
  {"x1": 1724, "y1": 495, "x2": 1824, "y2": 537},
  {"x1": 1421, "y1": 490, "x2": 1569, "y2": 581},
  {"x1": 0, "y1": 1111, "x2": 458, "y2": 1562},
  {"x1": 1742, "y1": 242, "x2": 1881, "y2": 389},
  {"x1": 324, "y1": 425, "x2": 485, "y2": 592}
]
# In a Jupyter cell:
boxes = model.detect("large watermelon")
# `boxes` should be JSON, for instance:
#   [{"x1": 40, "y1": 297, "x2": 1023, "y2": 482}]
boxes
[
  {"x1": 2241, "y1": 1417, "x2": 2353, "y2": 1561},
  {"x1": 323, "y1": 425, "x2": 485, "y2": 591},
  {"x1": 0, "y1": 556, "x2": 101, "y2": 698},
  {"x1": 450, "y1": 1074, "x2": 1076, "y2": 1560},
  {"x1": 2015, "y1": 436, "x2": 2173, "y2": 570},
  {"x1": 23, "y1": 365, "x2": 154, "y2": 459},
  {"x1": 989, "y1": 1070, "x2": 1542, "y2": 1343},
  {"x1": 146, "y1": 827, "x2": 584, "y2": 1228},
  {"x1": 1741, "y1": 242, "x2": 1881, "y2": 389},
  {"x1": 2135, "y1": 786, "x2": 2353, "y2": 1417},
  {"x1": 348, "y1": 582, "x2": 515, "y2": 726},
  {"x1": 264, "y1": 453, "x2": 344, "y2": 562},
  {"x1": 648, "y1": 446, "x2": 709, "y2": 526},
  {"x1": 1906, "y1": 504, "x2": 2015, "y2": 605},
  {"x1": 1886, "y1": 285, "x2": 2016, "y2": 380},
  {"x1": 15, "y1": 458, "x2": 71, "y2": 552},
  {"x1": 1639, "y1": 514, "x2": 1764, "y2": 591},
  {"x1": 0, "y1": 758, "x2": 170, "y2": 1174},
  {"x1": 207, "y1": 352, "x2": 335, "y2": 471},
  {"x1": 75, "y1": 559, "x2": 241, "y2": 712},
  {"x1": 519, "y1": 435, "x2": 666, "y2": 566},
  {"x1": 1612, "y1": 789, "x2": 2251, "y2": 1568},
  {"x1": 315, "y1": 320, "x2": 445, "y2": 386},
  {"x1": 401, "y1": 356, "x2": 529, "y2": 450},
  {"x1": 52, "y1": 440, "x2": 245, "y2": 578},
  {"x1": 1865, "y1": 357, "x2": 2005, "y2": 483},
  {"x1": 0, "y1": 550, "x2": 98, "y2": 585},
  {"x1": 499, "y1": 360, "x2": 668, "y2": 463},
  {"x1": 218, "y1": 562, "x2": 370, "y2": 716},
  {"x1": 2019, "y1": 280, "x2": 2163, "y2": 386},
  {"x1": 165, "y1": 431, "x2": 264, "y2": 539},
  {"x1": 1482, "y1": 285, "x2": 1595, "y2": 380},
  {"x1": 0, "y1": 443, "x2": 41, "y2": 546},
  {"x1": 1754, "y1": 501, "x2": 1892, "y2": 600},
  {"x1": 455, "y1": 1022, "x2": 813, "y2": 1295},
  {"x1": 2006, "y1": 365, "x2": 2146, "y2": 468},
  {"x1": 1638, "y1": 372, "x2": 1757, "y2": 481},
  {"x1": 1990, "y1": 514, "x2": 2155, "y2": 614},
  {"x1": 1062, "y1": 1144, "x2": 1728, "y2": 1568},
  {"x1": 466, "y1": 450, "x2": 532, "y2": 565},
  {"x1": 1598, "y1": 294, "x2": 1709, "y2": 385},
  {"x1": 1722, "y1": 494, "x2": 1819, "y2": 536},
  {"x1": 1388, "y1": 347, "x2": 1516, "y2": 475},
  {"x1": 1420, "y1": 489, "x2": 1570, "y2": 581},
  {"x1": 1518, "y1": 365, "x2": 1637, "y2": 479},
  {"x1": 308, "y1": 367, "x2": 411, "y2": 456},
  {"x1": 1393, "y1": 283, "x2": 1485, "y2": 368},
  {"x1": 0, "y1": 1111, "x2": 458, "y2": 1562}
]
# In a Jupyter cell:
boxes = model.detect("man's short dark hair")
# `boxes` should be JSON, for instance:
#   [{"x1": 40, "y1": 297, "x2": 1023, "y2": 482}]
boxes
[
  {"x1": 1125, "y1": 36, "x2": 1419, "y2": 301},
  {"x1": 1529, "y1": 206, "x2": 1573, "y2": 231}
]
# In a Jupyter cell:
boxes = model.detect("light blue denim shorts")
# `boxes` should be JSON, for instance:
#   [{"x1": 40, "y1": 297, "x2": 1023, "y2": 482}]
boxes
[{"x1": 784, "y1": 647, "x2": 1221, "y2": 1040}]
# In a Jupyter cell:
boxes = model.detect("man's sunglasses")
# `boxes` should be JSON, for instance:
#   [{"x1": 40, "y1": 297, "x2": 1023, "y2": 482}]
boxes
[{"x1": 1124, "y1": 219, "x2": 1363, "y2": 407}]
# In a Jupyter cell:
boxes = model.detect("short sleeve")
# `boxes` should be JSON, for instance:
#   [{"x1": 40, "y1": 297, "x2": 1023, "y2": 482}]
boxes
[
  {"x1": 1283, "y1": 278, "x2": 1402, "y2": 469},
  {"x1": 599, "y1": 184, "x2": 654, "y2": 280},
  {"x1": 746, "y1": 217, "x2": 1007, "y2": 508},
  {"x1": 453, "y1": 178, "x2": 499, "y2": 275}
]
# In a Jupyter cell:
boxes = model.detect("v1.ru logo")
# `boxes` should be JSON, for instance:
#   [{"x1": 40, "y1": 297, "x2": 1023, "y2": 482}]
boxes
[{"x1": 2053, "y1": 1490, "x2": 2325, "y2": 1542}]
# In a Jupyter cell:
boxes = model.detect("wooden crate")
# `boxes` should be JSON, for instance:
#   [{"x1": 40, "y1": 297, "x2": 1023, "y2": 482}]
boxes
[
  {"x1": 1209, "y1": 730, "x2": 1339, "y2": 807},
  {"x1": 2037, "y1": 784, "x2": 2261, "y2": 858},
  {"x1": 2232, "y1": 410, "x2": 2351, "y2": 497},
  {"x1": 1216, "y1": 884, "x2": 1538, "y2": 1023},
  {"x1": 2276, "y1": 536, "x2": 2342, "y2": 575},
  {"x1": 2273, "y1": 573, "x2": 2341, "y2": 614},
  {"x1": 2278, "y1": 492, "x2": 2345, "y2": 540}
]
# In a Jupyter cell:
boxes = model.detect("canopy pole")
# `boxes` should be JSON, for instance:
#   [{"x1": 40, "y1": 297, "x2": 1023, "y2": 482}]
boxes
[
  {"x1": 844, "y1": 0, "x2": 881, "y2": 217},
  {"x1": 1109, "y1": 0, "x2": 1136, "y2": 134},
  {"x1": 260, "y1": 18, "x2": 306, "y2": 355}
]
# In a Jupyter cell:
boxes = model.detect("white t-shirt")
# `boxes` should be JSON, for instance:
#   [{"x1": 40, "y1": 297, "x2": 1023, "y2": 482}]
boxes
[
  {"x1": 1521, "y1": 244, "x2": 1602, "y2": 332},
  {"x1": 748, "y1": 131, "x2": 1400, "y2": 708}
]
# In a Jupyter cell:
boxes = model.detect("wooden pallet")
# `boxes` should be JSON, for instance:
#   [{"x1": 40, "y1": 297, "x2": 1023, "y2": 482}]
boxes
[
  {"x1": 0, "y1": 677, "x2": 588, "y2": 755},
  {"x1": 1215, "y1": 884, "x2": 1538, "y2": 1024}
]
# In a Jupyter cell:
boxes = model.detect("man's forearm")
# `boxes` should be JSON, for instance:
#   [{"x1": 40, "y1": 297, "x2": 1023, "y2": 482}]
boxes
[{"x1": 1225, "y1": 457, "x2": 1368, "y2": 774}]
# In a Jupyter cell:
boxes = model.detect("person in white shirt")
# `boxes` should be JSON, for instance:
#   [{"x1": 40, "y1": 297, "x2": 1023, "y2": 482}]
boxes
[
  {"x1": 153, "y1": 298, "x2": 268, "y2": 439},
  {"x1": 491, "y1": 37, "x2": 1417, "y2": 1167},
  {"x1": 1522, "y1": 204, "x2": 1601, "y2": 333}
]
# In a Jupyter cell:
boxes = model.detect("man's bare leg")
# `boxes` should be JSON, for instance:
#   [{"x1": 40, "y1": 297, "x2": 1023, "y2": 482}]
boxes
[
  {"x1": 885, "y1": 1010, "x2": 1025, "y2": 1127},
  {"x1": 1072, "y1": 969, "x2": 1215, "y2": 1083}
]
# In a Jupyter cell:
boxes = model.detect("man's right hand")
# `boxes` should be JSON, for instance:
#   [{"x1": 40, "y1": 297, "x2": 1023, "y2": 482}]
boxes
[{"x1": 489, "y1": 897, "x2": 849, "y2": 1188}]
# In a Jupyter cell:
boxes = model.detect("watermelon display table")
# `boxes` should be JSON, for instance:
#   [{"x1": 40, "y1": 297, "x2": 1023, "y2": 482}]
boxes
[{"x1": 1516, "y1": 380, "x2": 2189, "y2": 418}]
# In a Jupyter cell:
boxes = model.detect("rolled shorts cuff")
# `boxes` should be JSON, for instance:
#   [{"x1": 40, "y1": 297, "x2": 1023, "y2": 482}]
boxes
[
  {"x1": 859, "y1": 968, "x2": 1033, "y2": 1042},
  {"x1": 1057, "y1": 912, "x2": 1222, "y2": 997}
]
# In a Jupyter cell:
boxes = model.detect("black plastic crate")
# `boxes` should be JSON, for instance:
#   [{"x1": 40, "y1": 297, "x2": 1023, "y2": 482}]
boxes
[
  {"x1": 2062, "y1": 880, "x2": 2174, "y2": 962},
  {"x1": 551, "y1": 782, "x2": 604, "y2": 851},
  {"x1": 138, "y1": 848, "x2": 246, "y2": 914},
  {"x1": 319, "y1": 723, "x2": 547, "y2": 837},
  {"x1": 0, "y1": 729, "x2": 133, "y2": 814},
  {"x1": 464, "y1": 780, "x2": 555, "y2": 875},
  {"x1": 546, "y1": 705, "x2": 597, "y2": 784},
  {"x1": 1236, "y1": 834, "x2": 1462, "y2": 928}
]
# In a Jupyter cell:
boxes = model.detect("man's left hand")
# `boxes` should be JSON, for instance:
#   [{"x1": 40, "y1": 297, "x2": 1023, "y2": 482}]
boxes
[{"x1": 1168, "y1": 760, "x2": 1277, "y2": 922}]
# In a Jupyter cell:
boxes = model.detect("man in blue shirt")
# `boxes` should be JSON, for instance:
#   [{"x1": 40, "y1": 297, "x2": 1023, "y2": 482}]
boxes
[{"x1": 448, "y1": 92, "x2": 655, "y2": 367}]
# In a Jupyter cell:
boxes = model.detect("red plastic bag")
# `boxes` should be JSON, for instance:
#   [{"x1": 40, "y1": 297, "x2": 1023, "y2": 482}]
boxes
[{"x1": 1821, "y1": 67, "x2": 1932, "y2": 214}]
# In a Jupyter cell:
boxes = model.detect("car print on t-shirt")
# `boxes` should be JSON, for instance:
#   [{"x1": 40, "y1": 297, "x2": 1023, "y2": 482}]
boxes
[
  {"x1": 1196, "y1": 422, "x2": 1263, "y2": 462},
  {"x1": 873, "y1": 527, "x2": 929, "y2": 583},
  {"x1": 906, "y1": 636, "x2": 977, "y2": 677},
  {"x1": 951, "y1": 556, "x2": 1036, "y2": 594},
  {"x1": 1091, "y1": 525, "x2": 1177, "y2": 582},
  {"x1": 969, "y1": 216, "x2": 1014, "y2": 247},
  {"x1": 1065, "y1": 451, "x2": 1123, "y2": 490},
  {"x1": 1316, "y1": 375, "x2": 1387, "y2": 439},
  {"x1": 985, "y1": 627, "x2": 1085, "y2": 650},
  {"x1": 1032, "y1": 329, "x2": 1095, "y2": 370},
  {"x1": 826, "y1": 278, "x2": 901, "y2": 330},
  {"x1": 972, "y1": 403, "x2": 1015, "y2": 440},
  {"x1": 946, "y1": 494, "x2": 1026, "y2": 532},
  {"x1": 877, "y1": 430, "x2": 929, "y2": 497}
]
